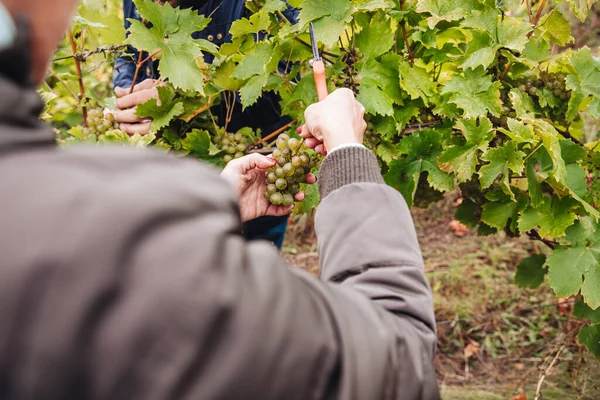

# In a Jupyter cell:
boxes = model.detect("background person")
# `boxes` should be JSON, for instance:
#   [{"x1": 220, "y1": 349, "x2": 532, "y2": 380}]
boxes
[{"x1": 113, "y1": 0, "x2": 298, "y2": 249}]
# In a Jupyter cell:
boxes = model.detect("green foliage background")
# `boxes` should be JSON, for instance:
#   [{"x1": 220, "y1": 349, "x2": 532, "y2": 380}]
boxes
[{"x1": 44, "y1": 0, "x2": 600, "y2": 357}]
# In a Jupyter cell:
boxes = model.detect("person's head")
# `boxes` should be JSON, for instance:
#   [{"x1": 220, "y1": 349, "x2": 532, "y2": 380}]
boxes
[{"x1": 2, "y1": 0, "x2": 79, "y2": 84}]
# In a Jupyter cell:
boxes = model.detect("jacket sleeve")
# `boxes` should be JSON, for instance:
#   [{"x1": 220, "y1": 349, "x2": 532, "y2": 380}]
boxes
[{"x1": 74, "y1": 147, "x2": 437, "y2": 399}]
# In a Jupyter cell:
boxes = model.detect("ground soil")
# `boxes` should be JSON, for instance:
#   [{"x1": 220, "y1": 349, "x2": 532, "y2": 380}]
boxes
[{"x1": 282, "y1": 194, "x2": 600, "y2": 399}]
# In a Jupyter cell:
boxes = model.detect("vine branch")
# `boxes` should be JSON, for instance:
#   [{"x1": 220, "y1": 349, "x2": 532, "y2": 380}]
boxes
[
  {"x1": 52, "y1": 44, "x2": 128, "y2": 63},
  {"x1": 526, "y1": 229, "x2": 558, "y2": 250},
  {"x1": 400, "y1": 0, "x2": 414, "y2": 63},
  {"x1": 67, "y1": 30, "x2": 87, "y2": 126},
  {"x1": 129, "y1": 49, "x2": 162, "y2": 94}
]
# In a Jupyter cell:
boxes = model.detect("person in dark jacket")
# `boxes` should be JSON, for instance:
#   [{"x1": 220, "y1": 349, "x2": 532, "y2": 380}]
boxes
[
  {"x1": 113, "y1": 0, "x2": 297, "y2": 249},
  {"x1": 0, "y1": 0, "x2": 440, "y2": 399}
]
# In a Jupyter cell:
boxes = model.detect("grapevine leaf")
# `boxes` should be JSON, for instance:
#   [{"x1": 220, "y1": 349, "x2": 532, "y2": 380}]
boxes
[
  {"x1": 398, "y1": 62, "x2": 436, "y2": 106},
  {"x1": 127, "y1": 0, "x2": 211, "y2": 93},
  {"x1": 526, "y1": 119, "x2": 568, "y2": 184},
  {"x1": 296, "y1": 181, "x2": 320, "y2": 214},
  {"x1": 526, "y1": 158, "x2": 544, "y2": 208},
  {"x1": 515, "y1": 254, "x2": 548, "y2": 289},
  {"x1": 239, "y1": 75, "x2": 269, "y2": 109},
  {"x1": 357, "y1": 85, "x2": 394, "y2": 116},
  {"x1": 213, "y1": 60, "x2": 244, "y2": 92},
  {"x1": 355, "y1": 16, "x2": 396, "y2": 58},
  {"x1": 479, "y1": 141, "x2": 525, "y2": 200},
  {"x1": 181, "y1": 129, "x2": 213, "y2": 159},
  {"x1": 375, "y1": 140, "x2": 400, "y2": 164},
  {"x1": 560, "y1": 0, "x2": 599, "y2": 22},
  {"x1": 438, "y1": 117, "x2": 494, "y2": 182},
  {"x1": 498, "y1": 118, "x2": 538, "y2": 144},
  {"x1": 230, "y1": 12, "x2": 271, "y2": 38},
  {"x1": 547, "y1": 217, "x2": 600, "y2": 308},
  {"x1": 567, "y1": 48, "x2": 600, "y2": 119},
  {"x1": 579, "y1": 324, "x2": 600, "y2": 360},
  {"x1": 358, "y1": 58, "x2": 403, "y2": 105},
  {"x1": 298, "y1": 0, "x2": 352, "y2": 46},
  {"x1": 441, "y1": 68, "x2": 502, "y2": 118},
  {"x1": 385, "y1": 129, "x2": 454, "y2": 207},
  {"x1": 567, "y1": 163, "x2": 588, "y2": 198},
  {"x1": 538, "y1": 10, "x2": 573, "y2": 46},
  {"x1": 518, "y1": 196, "x2": 578, "y2": 238},
  {"x1": 416, "y1": 0, "x2": 480, "y2": 29},
  {"x1": 455, "y1": 200, "x2": 480, "y2": 228},
  {"x1": 574, "y1": 298, "x2": 600, "y2": 323},
  {"x1": 509, "y1": 89, "x2": 536, "y2": 119},
  {"x1": 233, "y1": 42, "x2": 275, "y2": 80},
  {"x1": 523, "y1": 39, "x2": 551, "y2": 64},
  {"x1": 561, "y1": 139, "x2": 587, "y2": 163},
  {"x1": 461, "y1": 32, "x2": 497, "y2": 70},
  {"x1": 135, "y1": 86, "x2": 185, "y2": 133},
  {"x1": 481, "y1": 200, "x2": 518, "y2": 230}
]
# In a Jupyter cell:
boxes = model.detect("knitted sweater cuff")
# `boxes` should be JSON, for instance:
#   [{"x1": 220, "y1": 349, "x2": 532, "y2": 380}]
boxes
[{"x1": 318, "y1": 146, "x2": 384, "y2": 199}]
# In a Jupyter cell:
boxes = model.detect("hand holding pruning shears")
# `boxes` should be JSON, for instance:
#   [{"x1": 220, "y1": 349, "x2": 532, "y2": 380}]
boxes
[{"x1": 299, "y1": 23, "x2": 331, "y2": 155}]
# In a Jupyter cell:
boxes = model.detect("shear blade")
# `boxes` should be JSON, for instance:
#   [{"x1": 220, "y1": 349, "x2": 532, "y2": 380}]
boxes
[{"x1": 309, "y1": 23, "x2": 322, "y2": 62}]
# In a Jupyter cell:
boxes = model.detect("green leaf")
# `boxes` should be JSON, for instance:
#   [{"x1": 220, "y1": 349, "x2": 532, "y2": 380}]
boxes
[
  {"x1": 566, "y1": 163, "x2": 588, "y2": 198},
  {"x1": 355, "y1": 16, "x2": 396, "y2": 58},
  {"x1": 562, "y1": 0, "x2": 599, "y2": 22},
  {"x1": 357, "y1": 84, "x2": 394, "y2": 116},
  {"x1": 574, "y1": 298, "x2": 600, "y2": 323},
  {"x1": 526, "y1": 158, "x2": 544, "y2": 208},
  {"x1": 579, "y1": 324, "x2": 600, "y2": 360},
  {"x1": 538, "y1": 10, "x2": 573, "y2": 46},
  {"x1": 455, "y1": 199, "x2": 480, "y2": 227},
  {"x1": 181, "y1": 129, "x2": 212, "y2": 159},
  {"x1": 498, "y1": 118, "x2": 538, "y2": 144},
  {"x1": 385, "y1": 129, "x2": 454, "y2": 207},
  {"x1": 239, "y1": 75, "x2": 269, "y2": 109},
  {"x1": 567, "y1": 48, "x2": 600, "y2": 117},
  {"x1": 515, "y1": 254, "x2": 547, "y2": 289},
  {"x1": 479, "y1": 141, "x2": 525, "y2": 199},
  {"x1": 398, "y1": 62, "x2": 436, "y2": 106},
  {"x1": 229, "y1": 11, "x2": 270, "y2": 38},
  {"x1": 416, "y1": 0, "x2": 479, "y2": 28},
  {"x1": 509, "y1": 88, "x2": 536, "y2": 119},
  {"x1": 358, "y1": 56, "x2": 403, "y2": 105},
  {"x1": 135, "y1": 86, "x2": 184, "y2": 133},
  {"x1": 438, "y1": 117, "x2": 494, "y2": 182},
  {"x1": 481, "y1": 200, "x2": 518, "y2": 230},
  {"x1": 441, "y1": 68, "x2": 502, "y2": 118},
  {"x1": 526, "y1": 119, "x2": 568, "y2": 184},
  {"x1": 298, "y1": 0, "x2": 352, "y2": 46},
  {"x1": 127, "y1": 0, "x2": 211, "y2": 93},
  {"x1": 233, "y1": 42, "x2": 275, "y2": 80},
  {"x1": 518, "y1": 196, "x2": 578, "y2": 238},
  {"x1": 561, "y1": 139, "x2": 587, "y2": 163}
]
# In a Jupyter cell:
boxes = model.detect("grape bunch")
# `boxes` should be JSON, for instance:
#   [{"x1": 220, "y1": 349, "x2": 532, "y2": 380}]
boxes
[
  {"x1": 215, "y1": 131, "x2": 252, "y2": 163},
  {"x1": 338, "y1": 47, "x2": 361, "y2": 95},
  {"x1": 264, "y1": 134, "x2": 317, "y2": 206},
  {"x1": 83, "y1": 109, "x2": 120, "y2": 140},
  {"x1": 514, "y1": 72, "x2": 572, "y2": 124}
]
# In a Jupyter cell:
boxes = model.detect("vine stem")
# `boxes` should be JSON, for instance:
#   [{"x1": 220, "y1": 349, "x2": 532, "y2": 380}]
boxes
[
  {"x1": 251, "y1": 119, "x2": 298, "y2": 147},
  {"x1": 68, "y1": 30, "x2": 87, "y2": 126},
  {"x1": 500, "y1": 0, "x2": 549, "y2": 81},
  {"x1": 525, "y1": 0, "x2": 533, "y2": 23},
  {"x1": 129, "y1": 49, "x2": 162, "y2": 94},
  {"x1": 400, "y1": 0, "x2": 414, "y2": 63},
  {"x1": 526, "y1": 229, "x2": 558, "y2": 250}
]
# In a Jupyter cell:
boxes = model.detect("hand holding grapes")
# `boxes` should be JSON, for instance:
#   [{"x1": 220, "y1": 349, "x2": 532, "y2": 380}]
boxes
[
  {"x1": 299, "y1": 88, "x2": 367, "y2": 154},
  {"x1": 221, "y1": 153, "x2": 317, "y2": 222}
]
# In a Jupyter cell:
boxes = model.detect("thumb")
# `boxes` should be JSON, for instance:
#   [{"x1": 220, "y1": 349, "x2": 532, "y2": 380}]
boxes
[{"x1": 244, "y1": 153, "x2": 277, "y2": 171}]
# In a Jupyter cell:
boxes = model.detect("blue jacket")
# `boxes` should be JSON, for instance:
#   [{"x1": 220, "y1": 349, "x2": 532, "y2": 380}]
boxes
[{"x1": 114, "y1": 0, "x2": 298, "y2": 140}]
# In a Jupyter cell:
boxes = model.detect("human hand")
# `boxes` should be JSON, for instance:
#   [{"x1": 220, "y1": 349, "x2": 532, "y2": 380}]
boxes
[
  {"x1": 299, "y1": 88, "x2": 366, "y2": 155},
  {"x1": 221, "y1": 153, "x2": 317, "y2": 222},
  {"x1": 111, "y1": 79, "x2": 161, "y2": 135}
]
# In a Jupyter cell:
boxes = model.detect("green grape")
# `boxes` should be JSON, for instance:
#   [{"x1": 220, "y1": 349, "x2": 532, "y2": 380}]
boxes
[
  {"x1": 267, "y1": 184, "x2": 278, "y2": 194},
  {"x1": 267, "y1": 172, "x2": 277, "y2": 183},
  {"x1": 223, "y1": 155, "x2": 233, "y2": 163},
  {"x1": 299, "y1": 153, "x2": 310, "y2": 166},
  {"x1": 292, "y1": 155, "x2": 302, "y2": 167},
  {"x1": 288, "y1": 138, "x2": 301, "y2": 153},
  {"x1": 281, "y1": 193, "x2": 294, "y2": 207},
  {"x1": 276, "y1": 178, "x2": 287, "y2": 190},
  {"x1": 288, "y1": 183, "x2": 300, "y2": 195},
  {"x1": 270, "y1": 192, "x2": 283, "y2": 205},
  {"x1": 235, "y1": 152, "x2": 245, "y2": 159},
  {"x1": 226, "y1": 146, "x2": 237, "y2": 155},
  {"x1": 282, "y1": 148, "x2": 291, "y2": 158},
  {"x1": 272, "y1": 149, "x2": 283, "y2": 159},
  {"x1": 275, "y1": 166, "x2": 285, "y2": 177},
  {"x1": 236, "y1": 143, "x2": 247, "y2": 152},
  {"x1": 283, "y1": 163, "x2": 295, "y2": 176},
  {"x1": 234, "y1": 133, "x2": 243, "y2": 142},
  {"x1": 277, "y1": 157, "x2": 287, "y2": 166}
]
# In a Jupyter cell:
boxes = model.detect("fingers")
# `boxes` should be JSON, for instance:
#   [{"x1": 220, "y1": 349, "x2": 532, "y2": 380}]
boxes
[
  {"x1": 120, "y1": 121, "x2": 151, "y2": 136},
  {"x1": 112, "y1": 107, "x2": 144, "y2": 124},
  {"x1": 116, "y1": 87, "x2": 159, "y2": 110},
  {"x1": 265, "y1": 205, "x2": 294, "y2": 217},
  {"x1": 227, "y1": 153, "x2": 277, "y2": 174},
  {"x1": 294, "y1": 192, "x2": 305, "y2": 202},
  {"x1": 305, "y1": 173, "x2": 317, "y2": 185},
  {"x1": 115, "y1": 79, "x2": 160, "y2": 98},
  {"x1": 303, "y1": 137, "x2": 321, "y2": 149},
  {"x1": 314, "y1": 143, "x2": 326, "y2": 155}
]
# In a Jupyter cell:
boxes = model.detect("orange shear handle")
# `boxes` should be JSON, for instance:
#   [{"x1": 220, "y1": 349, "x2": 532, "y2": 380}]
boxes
[{"x1": 312, "y1": 60, "x2": 328, "y2": 101}]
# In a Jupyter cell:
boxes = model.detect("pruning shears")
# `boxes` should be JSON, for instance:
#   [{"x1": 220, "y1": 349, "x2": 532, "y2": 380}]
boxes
[{"x1": 309, "y1": 23, "x2": 328, "y2": 102}]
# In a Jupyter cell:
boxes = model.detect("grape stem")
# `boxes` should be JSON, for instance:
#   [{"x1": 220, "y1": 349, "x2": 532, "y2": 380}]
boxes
[
  {"x1": 52, "y1": 44, "x2": 128, "y2": 63},
  {"x1": 250, "y1": 119, "x2": 298, "y2": 148},
  {"x1": 399, "y1": 1, "x2": 414, "y2": 64},
  {"x1": 68, "y1": 30, "x2": 88, "y2": 127},
  {"x1": 526, "y1": 229, "x2": 557, "y2": 250}
]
